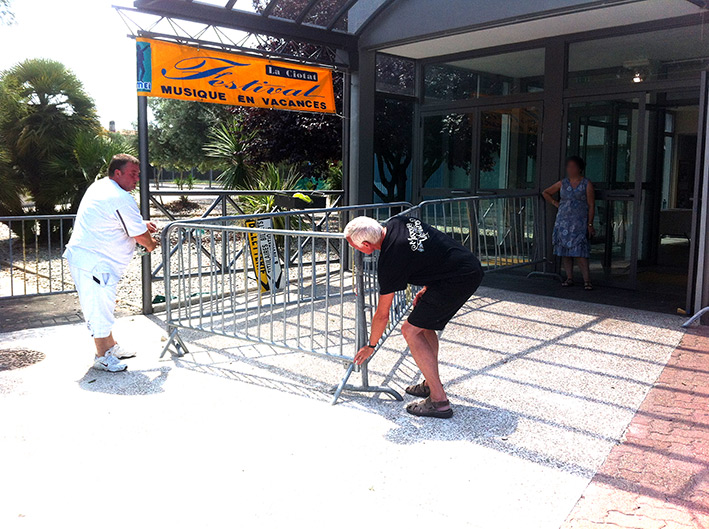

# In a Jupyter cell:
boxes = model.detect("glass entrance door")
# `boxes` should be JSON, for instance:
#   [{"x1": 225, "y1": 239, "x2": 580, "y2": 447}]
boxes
[{"x1": 566, "y1": 98, "x2": 641, "y2": 285}]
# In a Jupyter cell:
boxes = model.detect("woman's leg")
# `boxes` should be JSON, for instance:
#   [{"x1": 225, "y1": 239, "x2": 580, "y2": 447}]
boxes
[
  {"x1": 577, "y1": 257, "x2": 591, "y2": 283},
  {"x1": 562, "y1": 256, "x2": 574, "y2": 280}
]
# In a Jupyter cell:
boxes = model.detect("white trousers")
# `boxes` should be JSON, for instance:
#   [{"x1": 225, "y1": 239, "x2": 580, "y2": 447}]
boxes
[{"x1": 69, "y1": 265, "x2": 118, "y2": 339}]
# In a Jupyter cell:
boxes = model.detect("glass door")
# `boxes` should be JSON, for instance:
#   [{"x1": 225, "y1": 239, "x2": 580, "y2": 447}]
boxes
[{"x1": 566, "y1": 98, "x2": 642, "y2": 286}]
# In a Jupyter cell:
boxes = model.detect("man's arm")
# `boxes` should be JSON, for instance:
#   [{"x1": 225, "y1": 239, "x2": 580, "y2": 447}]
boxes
[
  {"x1": 353, "y1": 292, "x2": 395, "y2": 365},
  {"x1": 134, "y1": 230, "x2": 158, "y2": 252}
]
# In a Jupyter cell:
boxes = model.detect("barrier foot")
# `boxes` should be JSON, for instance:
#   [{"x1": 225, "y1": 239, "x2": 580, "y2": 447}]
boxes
[
  {"x1": 160, "y1": 328, "x2": 191, "y2": 358},
  {"x1": 329, "y1": 363, "x2": 404, "y2": 405},
  {"x1": 330, "y1": 363, "x2": 355, "y2": 405},
  {"x1": 527, "y1": 271, "x2": 562, "y2": 282},
  {"x1": 683, "y1": 306, "x2": 709, "y2": 328}
]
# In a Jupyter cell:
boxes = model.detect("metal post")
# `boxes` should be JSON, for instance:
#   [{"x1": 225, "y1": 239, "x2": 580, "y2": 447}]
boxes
[{"x1": 138, "y1": 95, "x2": 153, "y2": 315}]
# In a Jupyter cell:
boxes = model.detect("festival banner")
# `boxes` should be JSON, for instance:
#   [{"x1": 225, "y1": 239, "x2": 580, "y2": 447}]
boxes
[
  {"x1": 244, "y1": 219, "x2": 284, "y2": 293},
  {"x1": 136, "y1": 37, "x2": 336, "y2": 114}
]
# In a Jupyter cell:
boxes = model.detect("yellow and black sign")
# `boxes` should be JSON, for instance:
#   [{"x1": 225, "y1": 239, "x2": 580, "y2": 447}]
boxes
[
  {"x1": 136, "y1": 37, "x2": 336, "y2": 113},
  {"x1": 244, "y1": 219, "x2": 283, "y2": 293}
]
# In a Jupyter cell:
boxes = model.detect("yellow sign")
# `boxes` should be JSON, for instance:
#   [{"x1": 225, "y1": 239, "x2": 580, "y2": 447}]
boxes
[
  {"x1": 136, "y1": 37, "x2": 336, "y2": 114},
  {"x1": 244, "y1": 219, "x2": 283, "y2": 293}
]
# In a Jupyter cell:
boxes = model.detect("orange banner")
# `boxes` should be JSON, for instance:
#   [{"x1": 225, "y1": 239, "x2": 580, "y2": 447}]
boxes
[{"x1": 136, "y1": 37, "x2": 336, "y2": 114}]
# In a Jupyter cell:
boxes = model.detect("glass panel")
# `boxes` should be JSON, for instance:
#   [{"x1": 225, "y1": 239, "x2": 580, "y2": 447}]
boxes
[
  {"x1": 373, "y1": 96, "x2": 414, "y2": 202},
  {"x1": 304, "y1": 0, "x2": 349, "y2": 27},
  {"x1": 376, "y1": 54, "x2": 415, "y2": 96},
  {"x1": 424, "y1": 48, "x2": 545, "y2": 103},
  {"x1": 568, "y1": 25, "x2": 709, "y2": 89},
  {"x1": 567, "y1": 100, "x2": 639, "y2": 190},
  {"x1": 271, "y1": 0, "x2": 311, "y2": 20},
  {"x1": 422, "y1": 113, "x2": 473, "y2": 190},
  {"x1": 589, "y1": 199, "x2": 634, "y2": 283},
  {"x1": 479, "y1": 107, "x2": 540, "y2": 190}
]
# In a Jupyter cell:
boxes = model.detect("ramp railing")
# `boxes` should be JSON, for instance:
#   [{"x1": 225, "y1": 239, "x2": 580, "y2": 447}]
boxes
[
  {"x1": 160, "y1": 195, "x2": 543, "y2": 404},
  {"x1": 0, "y1": 215, "x2": 77, "y2": 298},
  {"x1": 402, "y1": 192, "x2": 543, "y2": 272}
]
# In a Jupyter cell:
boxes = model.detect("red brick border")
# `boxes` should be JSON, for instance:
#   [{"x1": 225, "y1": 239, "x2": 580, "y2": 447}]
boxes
[{"x1": 563, "y1": 327, "x2": 709, "y2": 529}]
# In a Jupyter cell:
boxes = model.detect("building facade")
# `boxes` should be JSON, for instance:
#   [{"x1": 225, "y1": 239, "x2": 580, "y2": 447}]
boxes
[{"x1": 347, "y1": 0, "x2": 709, "y2": 314}]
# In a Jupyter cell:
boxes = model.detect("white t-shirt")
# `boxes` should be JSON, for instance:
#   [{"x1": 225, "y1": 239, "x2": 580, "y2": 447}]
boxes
[{"x1": 63, "y1": 177, "x2": 147, "y2": 282}]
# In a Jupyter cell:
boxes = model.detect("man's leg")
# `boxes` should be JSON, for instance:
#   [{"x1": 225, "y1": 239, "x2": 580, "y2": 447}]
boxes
[
  {"x1": 401, "y1": 321, "x2": 449, "y2": 409},
  {"x1": 94, "y1": 333, "x2": 117, "y2": 357}
]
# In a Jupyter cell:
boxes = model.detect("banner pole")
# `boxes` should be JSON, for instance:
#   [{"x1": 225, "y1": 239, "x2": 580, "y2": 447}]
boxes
[{"x1": 138, "y1": 94, "x2": 153, "y2": 315}]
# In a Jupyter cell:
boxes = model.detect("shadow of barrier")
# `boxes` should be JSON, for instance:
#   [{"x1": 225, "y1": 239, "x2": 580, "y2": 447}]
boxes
[{"x1": 160, "y1": 195, "x2": 543, "y2": 404}]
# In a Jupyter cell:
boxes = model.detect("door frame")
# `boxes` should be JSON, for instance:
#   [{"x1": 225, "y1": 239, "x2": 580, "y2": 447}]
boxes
[{"x1": 562, "y1": 92, "x2": 647, "y2": 288}]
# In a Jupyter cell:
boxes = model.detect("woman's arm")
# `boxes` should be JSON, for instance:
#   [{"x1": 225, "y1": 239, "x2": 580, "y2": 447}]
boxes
[
  {"x1": 542, "y1": 181, "x2": 562, "y2": 208},
  {"x1": 586, "y1": 181, "x2": 596, "y2": 236}
]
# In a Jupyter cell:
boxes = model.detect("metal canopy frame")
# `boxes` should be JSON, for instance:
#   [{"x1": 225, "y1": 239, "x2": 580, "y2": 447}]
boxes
[
  {"x1": 121, "y1": 0, "x2": 403, "y2": 313},
  {"x1": 125, "y1": 0, "x2": 399, "y2": 70}
]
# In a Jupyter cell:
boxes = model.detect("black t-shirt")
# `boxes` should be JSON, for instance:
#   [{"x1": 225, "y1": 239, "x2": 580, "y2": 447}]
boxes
[{"x1": 377, "y1": 216, "x2": 482, "y2": 295}]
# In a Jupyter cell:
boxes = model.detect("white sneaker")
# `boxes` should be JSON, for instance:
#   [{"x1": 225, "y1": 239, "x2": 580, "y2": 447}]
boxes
[
  {"x1": 93, "y1": 352, "x2": 127, "y2": 372},
  {"x1": 108, "y1": 344, "x2": 136, "y2": 360}
]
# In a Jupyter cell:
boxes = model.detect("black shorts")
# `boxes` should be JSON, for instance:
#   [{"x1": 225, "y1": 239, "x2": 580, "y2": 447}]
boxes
[{"x1": 407, "y1": 272, "x2": 483, "y2": 331}]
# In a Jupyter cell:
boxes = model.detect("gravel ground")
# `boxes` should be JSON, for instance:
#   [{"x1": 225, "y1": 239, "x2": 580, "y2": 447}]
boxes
[{"x1": 0, "y1": 286, "x2": 685, "y2": 529}]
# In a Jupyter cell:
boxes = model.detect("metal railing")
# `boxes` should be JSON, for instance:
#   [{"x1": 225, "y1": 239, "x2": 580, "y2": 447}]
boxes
[
  {"x1": 160, "y1": 195, "x2": 543, "y2": 404},
  {"x1": 0, "y1": 215, "x2": 76, "y2": 298}
]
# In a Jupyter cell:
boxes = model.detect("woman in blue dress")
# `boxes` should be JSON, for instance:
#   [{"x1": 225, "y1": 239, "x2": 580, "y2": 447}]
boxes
[{"x1": 543, "y1": 156, "x2": 596, "y2": 290}]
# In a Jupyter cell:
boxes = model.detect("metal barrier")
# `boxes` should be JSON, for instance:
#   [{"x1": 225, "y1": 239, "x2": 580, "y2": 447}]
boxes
[
  {"x1": 159, "y1": 203, "x2": 412, "y2": 404},
  {"x1": 0, "y1": 215, "x2": 76, "y2": 298},
  {"x1": 160, "y1": 195, "x2": 544, "y2": 404}
]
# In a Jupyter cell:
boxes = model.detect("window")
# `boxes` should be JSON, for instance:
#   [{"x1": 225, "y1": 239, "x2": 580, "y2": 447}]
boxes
[
  {"x1": 422, "y1": 113, "x2": 473, "y2": 190},
  {"x1": 424, "y1": 48, "x2": 545, "y2": 103},
  {"x1": 479, "y1": 107, "x2": 540, "y2": 190},
  {"x1": 376, "y1": 53, "x2": 415, "y2": 97},
  {"x1": 373, "y1": 95, "x2": 414, "y2": 202},
  {"x1": 568, "y1": 25, "x2": 709, "y2": 89}
]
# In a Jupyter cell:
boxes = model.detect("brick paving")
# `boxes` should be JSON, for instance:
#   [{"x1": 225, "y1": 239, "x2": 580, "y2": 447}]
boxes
[{"x1": 563, "y1": 326, "x2": 709, "y2": 529}]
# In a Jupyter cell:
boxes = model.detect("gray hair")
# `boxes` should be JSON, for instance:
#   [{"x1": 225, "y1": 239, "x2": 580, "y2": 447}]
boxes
[{"x1": 343, "y1": 216, "x2": 383, "y2": 246}]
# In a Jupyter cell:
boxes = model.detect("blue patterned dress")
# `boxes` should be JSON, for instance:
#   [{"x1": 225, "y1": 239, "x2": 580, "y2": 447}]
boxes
[{"x1": 552, "y1": 177, "x2": 590, "y2": 258}]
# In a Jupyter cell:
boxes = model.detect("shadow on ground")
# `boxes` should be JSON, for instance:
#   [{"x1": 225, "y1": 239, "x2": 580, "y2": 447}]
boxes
[{"x1": 77, "y1": 366, "x2": 171, "y2": 395}]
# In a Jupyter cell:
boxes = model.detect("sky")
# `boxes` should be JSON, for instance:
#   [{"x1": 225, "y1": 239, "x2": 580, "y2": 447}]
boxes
[{"x1": 0, "y1": 0, "x2": 140, "y2": 131}]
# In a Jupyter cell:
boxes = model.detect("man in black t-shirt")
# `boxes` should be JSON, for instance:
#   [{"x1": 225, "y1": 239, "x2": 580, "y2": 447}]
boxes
[{"x1": 344, "y1": 215, "x2": 483, "y2": 419}]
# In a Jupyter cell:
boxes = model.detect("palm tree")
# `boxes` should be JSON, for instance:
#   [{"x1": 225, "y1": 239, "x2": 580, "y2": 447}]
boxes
[
  {"x1": 50, "y1": 131, "x2": 138, "y2": 211},
  {"x1": 0, "y1": 143, "x2": 21, "y2": 215},
  {"x1": 203, "y1": 117, "x2": 256, "y2": 189},
  {"x1": 0, "y1": 59, "x2": 99, "y2": 214},
  {"x1": 238, "y1": 163, "x2": 302, "y2": 215}
]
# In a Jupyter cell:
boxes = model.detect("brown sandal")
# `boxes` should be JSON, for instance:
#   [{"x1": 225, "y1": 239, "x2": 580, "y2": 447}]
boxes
[
  {"x1": 406, "y1": 397, "x2": 453, "y2": 419},
  {"x1": 405, "y1": 380, "x2": 430, "y2": 398},
  {"x1": 561, "y1": 279, "x2": 575, "y2": 287}
]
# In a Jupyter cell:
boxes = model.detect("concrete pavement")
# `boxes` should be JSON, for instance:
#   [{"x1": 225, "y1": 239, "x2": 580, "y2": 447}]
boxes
[{"x1": 0, "y1": 286, "x2": 686, "y2": 528}]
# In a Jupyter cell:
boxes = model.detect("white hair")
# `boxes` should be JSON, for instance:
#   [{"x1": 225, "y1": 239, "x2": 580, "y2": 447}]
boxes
[{"x1": 343, "y1": 216, "x2": 384, "y2": 246}]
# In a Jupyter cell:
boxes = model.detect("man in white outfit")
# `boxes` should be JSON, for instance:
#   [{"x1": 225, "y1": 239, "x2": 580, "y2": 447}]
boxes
[{"x1": 63, "y1": 154, "x2": 158, "y2": 372}]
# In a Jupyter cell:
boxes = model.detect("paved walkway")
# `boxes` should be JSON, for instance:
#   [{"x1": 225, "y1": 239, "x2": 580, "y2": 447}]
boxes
[
  {"x1": 563, "y1": 326, "x2": 709, "y2": 529},
  {"x1": 0, "y1": 287, "x2": 691, "y2": 528}
]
